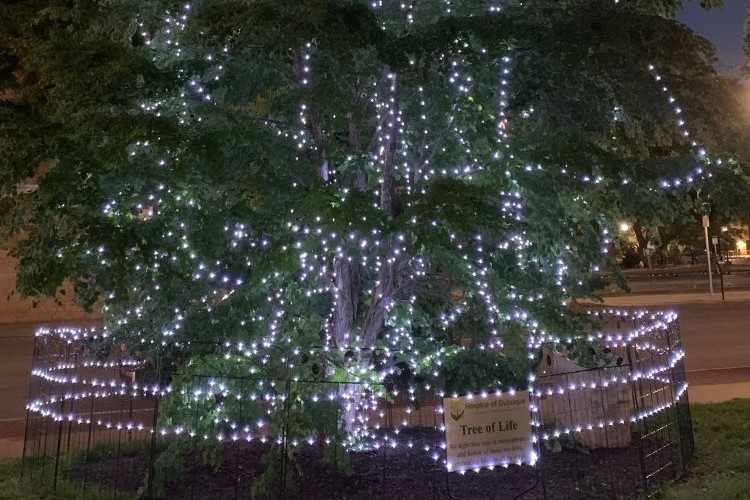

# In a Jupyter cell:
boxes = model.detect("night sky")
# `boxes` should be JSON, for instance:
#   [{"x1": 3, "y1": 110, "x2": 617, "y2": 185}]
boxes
[{"x1": 677, "y1": 1, "x2": 749, "y2": 74}]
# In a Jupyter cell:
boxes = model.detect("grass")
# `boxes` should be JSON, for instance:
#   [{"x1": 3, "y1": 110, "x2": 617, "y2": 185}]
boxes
[
  {"x1": 663, "y1": 398, "x2": 750, "y2": 500},
  {"x1": 0, "y1": 458, "x2": 134, "y2": 500},
  {"x1": 0, "y1": 460, "x2": 91, "y2": 500},
  {"x1": 1, "y1": 400, "x2": 749, "y2": 499}
]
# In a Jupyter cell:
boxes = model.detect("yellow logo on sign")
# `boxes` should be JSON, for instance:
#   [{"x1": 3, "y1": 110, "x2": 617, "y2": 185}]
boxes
[{"x1": 448, "y1": 399, "x2": 465, "y2": 422}]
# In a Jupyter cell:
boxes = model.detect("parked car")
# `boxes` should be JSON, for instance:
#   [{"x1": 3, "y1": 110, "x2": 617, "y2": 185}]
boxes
[{"x1": 682, "y1": 248, "x2": 707, "y2": 265}]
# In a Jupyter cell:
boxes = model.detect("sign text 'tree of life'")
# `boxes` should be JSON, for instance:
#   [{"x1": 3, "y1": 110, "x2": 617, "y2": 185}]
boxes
[{"x1": 443, "y1": 390, "x2": 535, "y2": 472}]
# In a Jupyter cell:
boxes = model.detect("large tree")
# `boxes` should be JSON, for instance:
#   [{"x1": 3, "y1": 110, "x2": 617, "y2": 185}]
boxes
[{"x1": 2, "y1": 0, "x2": 746, "y2": 475}]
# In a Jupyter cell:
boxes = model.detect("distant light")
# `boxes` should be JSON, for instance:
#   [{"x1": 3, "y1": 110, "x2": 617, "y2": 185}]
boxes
[{"x1": 619, "y1": 222, "x2": 630, "y2": 232}]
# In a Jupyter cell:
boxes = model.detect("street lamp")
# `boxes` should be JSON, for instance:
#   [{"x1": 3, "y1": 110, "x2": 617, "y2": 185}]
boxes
[
  {"x1": 720, "y1": 226, "x2": 729, "y2": 262},
  {"x1": 619, "y1": 222, "x2": 630, "y2": 233},
  {"x1": 737, "y1": 240, "x2": 747, "y2": 255}
]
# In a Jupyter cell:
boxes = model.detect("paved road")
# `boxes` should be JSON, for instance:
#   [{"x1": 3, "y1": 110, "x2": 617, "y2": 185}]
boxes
[
  {"x1": 600, "y1": 263, "x2": 750, "y2": 392},
  {"x1": 679, "y1": 301, "x2": 750, "y2": 377},
  {"x1": 603, "y1": 262, "x2": 750, "y2": 295},
  {"x1": 602, "y1": 292, "x2": 750, "y2": 389}
]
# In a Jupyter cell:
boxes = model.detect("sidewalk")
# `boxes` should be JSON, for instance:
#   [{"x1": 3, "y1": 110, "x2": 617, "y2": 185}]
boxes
[
  {"x1": 689, "y1": 383, "x2": 750, "y2": 404},
  {"x1": 0, "y1": 419, "x2": 24, "y2": 459},
  {"x1": 600, "y1": 289, "x2": 750, "y2": 306}
]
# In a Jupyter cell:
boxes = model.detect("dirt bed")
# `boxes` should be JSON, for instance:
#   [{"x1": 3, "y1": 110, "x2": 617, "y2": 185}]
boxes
[{"x1": 66, "y1": 428, "x2": 657, "y2": 499}]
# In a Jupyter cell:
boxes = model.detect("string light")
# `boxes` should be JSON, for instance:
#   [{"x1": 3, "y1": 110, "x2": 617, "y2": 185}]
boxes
[{"x1": 30, "y1": 303, "x2": 688, "y2": 473}]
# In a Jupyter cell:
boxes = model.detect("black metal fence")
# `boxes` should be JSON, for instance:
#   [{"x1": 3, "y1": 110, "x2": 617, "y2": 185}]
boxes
[{"x1": 22, "y1": 311, "x2": 693, "y2": 499}]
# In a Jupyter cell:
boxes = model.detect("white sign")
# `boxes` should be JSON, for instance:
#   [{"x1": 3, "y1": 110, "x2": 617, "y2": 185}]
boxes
[{"x1": 443, "y1": 390, "x2": 534, "y2": 471}]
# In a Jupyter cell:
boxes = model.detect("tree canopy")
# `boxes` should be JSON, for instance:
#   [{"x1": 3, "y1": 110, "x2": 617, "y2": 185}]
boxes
[{"x1": 2, "y1": 0, "x2": 748, "y2": 447}]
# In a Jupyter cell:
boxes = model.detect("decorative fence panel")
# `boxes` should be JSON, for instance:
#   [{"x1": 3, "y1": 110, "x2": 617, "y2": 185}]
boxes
[{"x1": 22, "y1": 311, "x2": 693, "y2": 499}]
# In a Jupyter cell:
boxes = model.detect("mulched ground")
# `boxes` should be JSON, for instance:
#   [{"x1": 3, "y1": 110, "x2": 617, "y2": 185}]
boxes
[{"x1": 65, "y1": 428, "x2": 662, "y2": 499}]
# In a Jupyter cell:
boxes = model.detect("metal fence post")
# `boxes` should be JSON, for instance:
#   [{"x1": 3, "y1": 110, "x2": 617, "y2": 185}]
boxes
[
  {"x1": 280, "y1": 378, "x2": 292, "y2": 500},
  {"x1": 626, "y1": 341, "x2": 648, "y2": 493},
  {"x1": 21, "y1": 334, "x2": 39, "y2": 478},
  {"x1": 146, "y1": 349, "x2": 163, "y2": 500}
]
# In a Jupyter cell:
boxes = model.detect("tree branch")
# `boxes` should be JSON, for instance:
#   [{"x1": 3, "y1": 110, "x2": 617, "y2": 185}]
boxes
[
  {"x1": 360, "y1": 250, "x2": 408, "y2": 348},
  {"x1": 379, "y1": 70, "x2": 398, "y2": 215}
]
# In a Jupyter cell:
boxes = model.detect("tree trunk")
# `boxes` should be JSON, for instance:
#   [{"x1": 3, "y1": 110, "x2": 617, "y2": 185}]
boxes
[
  {"x1": 379, "y1": 72, "x2": 398, "y2": 216},
  {"x1": 380, "y1": 148, "x2": 395, "y2": 215},
  {"x1": 332, "y1": 259, "x2": 358, "y2": 348},
  {"x1": 358, "y1": 70, "x2": 401, "y2": 350},
  {"x1": 360, "y1": 255, "x2": 399, "y2": 348},
  {"x1": 632, "y1": 221, "x2": 649, "y2": 266},
  {"x1": 335, "y1": 69, "x2": 401, "y2": 435},
  {"x1": 348, "y1": 111, "x2": 367, "y2": 192}
]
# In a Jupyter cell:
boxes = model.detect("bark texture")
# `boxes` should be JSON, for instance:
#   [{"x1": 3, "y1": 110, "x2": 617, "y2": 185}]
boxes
[{"x1": 332, "y1": 258, "x2": 359, "y2": 347}]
